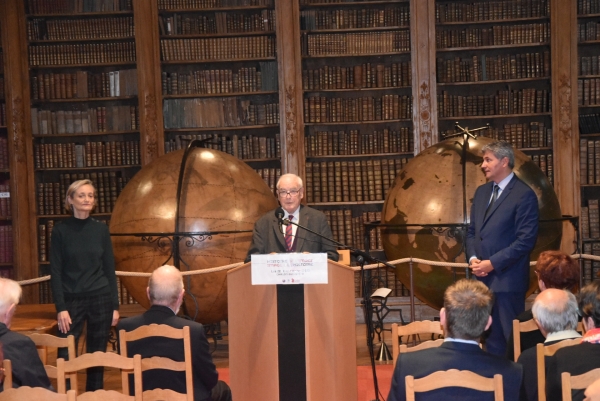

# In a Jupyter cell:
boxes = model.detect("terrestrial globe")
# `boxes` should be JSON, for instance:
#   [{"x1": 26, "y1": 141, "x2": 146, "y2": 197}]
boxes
[
  {"x1": 381, "y1": 136, "x2": 562, "y2": 310},
  {"x1": 110, "y1": 147, "x2": 278, "y2": 323}
]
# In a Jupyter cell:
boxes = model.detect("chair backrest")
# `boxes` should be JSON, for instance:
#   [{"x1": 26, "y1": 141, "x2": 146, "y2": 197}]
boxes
[
  {"x1": 75, "y1": 389, "x2": 139, "y2": 401},
  {"x1": 561, "y1": 367, "x2": 600, "y2": 401},
  {"x1": 399, "y1": 338, "x2": 444, "y2": 354},
  {"x1": 57, "y1": 351, "x2": 142, "y2": 400},
  {"x1": 0, "y1": 386, "x2": 76, "y2": 401},
  {"x1": 2, "y1": 359, "x2": 11, "y2": 389},
  {"x1": 405, "y1": 369, "x2": 503, "y2": 401},
  {"x1": 118, "y1": 324, "x2": 193, "y2": 401},
  {"x1": 577, "y1": 321, "x2": 585, "y2": 335},
  {"x1": 25, "y1": 333, "x2": 76, "y2": 382},
  {"x1": 391, "y1": 321, "x2": 444, "y2": 367},
  {"x1": 536, "y1": 338, "x2": 581, "y2": 401},
  {"x1": 512, "y1": 318, "x2": 539, "y2": 361}
]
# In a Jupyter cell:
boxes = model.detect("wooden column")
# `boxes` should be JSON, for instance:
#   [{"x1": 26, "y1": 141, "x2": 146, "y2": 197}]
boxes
[
  {"x1": 0, "y1": 0, "x2": 38, "y2": 302},
  {"x1": 134, "y1": 0, "x2": 163, "y2": 165},
  {"x1": 410, "y1": 0, "x2": 438, "y2": 153},
  {"x1": 275, "y1": 0, "x2": 304, "y2": 177},
  {"x1": 551, "y1": 0, "x2": 579, "y2": 252}
]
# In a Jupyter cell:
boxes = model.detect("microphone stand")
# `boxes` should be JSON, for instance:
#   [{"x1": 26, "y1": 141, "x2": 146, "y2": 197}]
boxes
[{"x1": 282, "y1": 218, "x2": 395, "y2": 401}]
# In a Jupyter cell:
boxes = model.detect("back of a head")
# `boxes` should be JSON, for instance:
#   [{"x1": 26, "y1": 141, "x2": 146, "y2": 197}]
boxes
[
  {"x1": 148, "y1": 265, "x2": 184, "y2": 308},
  {"x1": 536, "y1": 250, "x2": 580, "y2": 292},
  {"x1": 532, "y1": 288, "x2": 578, "y2": 334},
  {"x1": 0, "y1": 278, "x2": 22, "y2": 323},
  {"x1": 444, "y1": 279, "x2": 493, "y2": 341},
  {"x1": 579, "y1": 281, "x2": 600, "y2": 328}
]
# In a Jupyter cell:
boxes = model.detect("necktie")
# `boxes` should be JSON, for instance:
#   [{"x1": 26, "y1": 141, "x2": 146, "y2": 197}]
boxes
[
  {"x1": 285, "y1": 215, "x2": 294, "y2": 251},
  {"x1": 485, "y1": 184, "x2": 499, "y2": 218}
]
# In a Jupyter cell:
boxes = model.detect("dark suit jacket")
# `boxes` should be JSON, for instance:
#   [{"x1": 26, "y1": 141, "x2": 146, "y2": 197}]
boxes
[
  {"x1": 245, "y1": 205, "x2": 339, "y2": 262},
  {"x1": 466, "y1": 175, "x2": 539, "y2": 294},
  {"x1": 387, "y1": 341, "x2": 523, "y2": 401},
  {"x1": 0, "y1": 323, "x2": 52, "y2": 391},
  {"x1": 506, "y1": 309, "x2": 545, "y2": 361},
  {"x1": 546, "y1": 342, "x2": 600, "y2": 401},
  {"x1": 116, "y1": 305, "x2": 219, "y2": 401}
]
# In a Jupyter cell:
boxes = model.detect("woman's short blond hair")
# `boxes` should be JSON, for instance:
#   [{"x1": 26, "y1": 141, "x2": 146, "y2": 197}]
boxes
[{"x1": 64, "y1": 179, "x2": 96, "y2": 213}]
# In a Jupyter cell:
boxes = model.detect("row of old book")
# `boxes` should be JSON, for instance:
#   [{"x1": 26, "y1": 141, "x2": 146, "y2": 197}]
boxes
[
  {"x1": 34, "y1": 140, "x2": 140, "y2": 169},
  {"x1": 0, "y1": 183, "x2": 11, "y2": 218},
  {"x1": 302, "y1": 31, "x2": 411, "y2": 56},
  {"x1": 437, "y1": 89, "x2": 550, "y2": 118},
  {"x1": 578, "y1": 21, "x2": 600, "y2": 42},
  {"x1": 0, "y1": 77, "x2": 4, "y2": 100},
  {"x1": 531, "y1": 153, "x2": 554, "y2": 186},
  {"x1": 159, "y1": 10, "x2": 275, "y2": 36},
  {"x1": 255, "y1": 167, "x2": 281, "y2": 195},
  {"x1": 163, "y1": 98, "x2": 279, "y2": 129},
  {"x1": 37, "y1": 171, "x2": 130, "y2": 216},
  {"x1": 582, "y1": 199, "x2": 600, "y2": 240},
  {"x1": 29, "y1": 42, "x2": 136, "y2": 66},
  {"x1": 31, "y1": 69, "x2": 138, "y2": 100},
  {"x1": 580, "y1": 56, "x2": 600, "y2": 77},
  {"x1": 31, "y1": 106, "x2": 139, "y2": 135},
  {"x1": 580, "y1": 139, "x2": 600, "y2": 185},
  {"x1": 579, "y1": 0, "x2": 600, "y2": 14},
  {"x1": 164, "y1": 133, "x2": 280, "y2": 160},
  {"x1": 27, "y1": 0, "x2": 132, "y2": 14},
  {"x1": 436, "y1": 23, "x2": 550, "y2": 49},
  {"x1": 442, "y1": 122, "x2": 552, "y2": 150},
  {"x1": 27, "y1": 17, "x2": 134, "y2": 41},
  {"x1": 323, "y1": 210, "x2": 383, "y2": 251},
  {"x1": 435, "y1": 0, "x2": 548, "y2": 23},
  {"x1": 160, "y1": 36, "x2": 275, "y2": 62},
  {"x1": 305, "y1": 128, "x2": 413, "y2": 157},
  {"x1": 436, "y1": 51, "x2": 550, "y2": 84},
  {"x1": 158, "y1": 0, "x2": 273, "y2": 9},
  {"x1": 0, "y1": 268, "x2": 11, "y2": 279},
  {"x1": 161, "y1": 62, "x2": 278, "y2": 95},
  {"x1": 299, "y1": 7, "x2": 410, "y2": 31},
  {"x1": 0, "y1": 225, "x2": 13, "y2": 264},
  {"x1": 0, "y1": 105, "x2": 5, "y2": 127},
  {"x1": 580, "y1": 113, "x2": 600, "y2": 135},
  {"x1": 0, "y1": 140, "x2": 9, "y2": 169},
  {"x1": 578, "y1": 78, "x2": 600, "y2": 107},
  {"x1": 304, "y1": 157, "x2": 410, "y2": 204},
  {"x1": 303, "y1": 62, "x2": 412, "y2": 91},
  {"x1": 303, "y1": 95, "x2": 412, "y2": 123},
  {"x1": 581, "y1": 242, "x2": 599, "y2": 285}
]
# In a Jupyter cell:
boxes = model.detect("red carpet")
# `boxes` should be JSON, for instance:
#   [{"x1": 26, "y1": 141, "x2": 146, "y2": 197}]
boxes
[{"x1": 217, "y1": 364, "x2": 394, "y2": 400}]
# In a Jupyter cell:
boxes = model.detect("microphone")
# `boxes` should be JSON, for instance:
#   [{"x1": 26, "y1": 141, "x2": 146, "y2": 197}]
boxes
[{"x1": 275, "y1": 207, "x2": 285, "y2": 233}]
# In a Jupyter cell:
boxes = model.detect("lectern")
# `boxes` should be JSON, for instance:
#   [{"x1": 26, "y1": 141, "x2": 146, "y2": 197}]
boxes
[{"x1": 227, "y1": 259, "x2": 358, "y2": 401}]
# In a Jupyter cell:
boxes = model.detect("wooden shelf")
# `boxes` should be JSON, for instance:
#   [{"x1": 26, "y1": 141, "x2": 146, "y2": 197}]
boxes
[
  {"x1": 27, "y1": 11, "x2": 134, "y2": 18},
  {"x1": 31, "y1": 96, "x2": 137, "y2": 104},
  {"x1": 437, "y1": 77, "x2": 550, "y2": 86},
  {"x1": 162, "y1": 57, "x2": 276, "y2": 64},
  {"x1": 161, "y1": 31, "x2": 275, "y2": 38},
  {"x1": 164, "y1": 124, "x2": 279, "y2": 132},
  {"x1": 0, "y1": 168, "x2": 10, "y2": 173},
  {"x1": 30, "y1": 62, "x2": 136, "y2": 69},
  {"x1": 37, "y1": 212, "x2": 113, "y2": 218},
  {"x1": 304, "y1": 119, "x2": 411, "y2": 126},
  {"x1": 307, "y1": 152, "x2": 413, "y2": 159},
  {"x1": 578, "y1": 13, "x2": 600, "y2": 19},
  {"x1": 300, "y1": 1, "x2": 408, "y2": 8},
  {"x1": 302, "y1": 26, "x2": 409, "y2": 33},
  {"x1": 437, "y1": 42, "x2": 550, "y2": 52},
  {"x1": 163, "y1": 91, "x2": 278, "y2": 99},
  {"x1": 158, "y1": 5, "x2": 273, "y2": 12},
  {"x1": 303, "y1": 86, "x2": 411, "y2": 93},
  {"x1": 439, "y1": 112, "x2": 552, "y2": 120},
  {"x1": 303, "y1": 51, "x2": 410, "y2": 58},
  {"x1": 579, "y1": 105, "x2": 600, "y2": 110},
  {"x1": 33, "y1": 130, "x2": 139, "y2": 138},
  {"x1": 29, "y1": 36, "x2": 134, "y2": 44},
  {"x1": 580, "y1": 39, "x2": 600, "y2": 45},
  {"x1": 579, "y1": 74, "x2": 600, "y2": 79},
  {"x1": 308, "y1": 200, "x2": 384, "y2": 206},
  {"x1": 35, "y1": 165, "x2": 140, "y2": 172},
  {"x1": 436, "y1": 16, "x2": 549, "y2": 26}
]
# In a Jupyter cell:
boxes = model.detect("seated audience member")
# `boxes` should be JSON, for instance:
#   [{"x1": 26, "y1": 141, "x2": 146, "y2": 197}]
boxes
[
  {"x1": 506, "y1": 250, "x2": 580, "y2": 360},
  {"x1": 387, "y1": 279, "x2": 522, "y2": 401},
  {"x1": 586, "y1": 378, "x2": 600, "y2": 401},
  {"x1": 517, "y1": 289, "x2": 581, "y2": 401},
  {"x1": 0, "y1": 278, "x2": 52, "y2": 391},
  {"x1": 547, "y1": 282, "x2": 600, "y2": 401},
  {"x1": 117, "y1": 265, "x2": 231, "y2": 401}
]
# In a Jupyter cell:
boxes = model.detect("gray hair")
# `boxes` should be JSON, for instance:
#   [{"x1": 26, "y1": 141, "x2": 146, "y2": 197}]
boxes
[
  {"x1": 481, "y1": 140, "x2": 515, "y2": 169},
  {"x1": 0, "y1": 278, "x2": 22, "y2": 317},
  {"x1": 148, "y1": 265, "x2": 184, "y2": 307},
  {"x1": 276, "y1": 173, "x2": 303, "y2": 189},
  {"x1": 444, "y1": 279, "x2": 494, "y2": 341},
  {"x1": 532, "y1": 290, "x2": 579, "y2": 333}
]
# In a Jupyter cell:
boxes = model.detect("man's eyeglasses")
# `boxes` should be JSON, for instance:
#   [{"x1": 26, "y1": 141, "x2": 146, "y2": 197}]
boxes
[{"x1": 277, "y1": 189, "x2": 301, "y2": 197}]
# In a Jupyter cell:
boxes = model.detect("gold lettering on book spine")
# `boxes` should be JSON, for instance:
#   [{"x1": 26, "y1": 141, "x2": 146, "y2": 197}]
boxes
[{"x1": 285, "y1": 84, "x2": 297, "y2": 154}]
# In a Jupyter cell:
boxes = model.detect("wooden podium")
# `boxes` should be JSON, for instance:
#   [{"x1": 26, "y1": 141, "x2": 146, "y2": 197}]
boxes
[{"x1": 227, "y1": 259, "x2": 358, "y2": 401}]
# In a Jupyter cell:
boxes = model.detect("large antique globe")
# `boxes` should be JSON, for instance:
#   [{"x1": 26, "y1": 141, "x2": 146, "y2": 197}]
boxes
[
  {"x1": 110, "y1": 148, "x2": 278, "y2": 323},
  {"x1": 381, "y1": 136, "x2": 562, "y2": 310}
]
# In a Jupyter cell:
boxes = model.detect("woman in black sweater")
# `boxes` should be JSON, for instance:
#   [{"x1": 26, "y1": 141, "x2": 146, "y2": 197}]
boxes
[{"x1": 50, "y1": 179, "x2": 119, "y2": 391}]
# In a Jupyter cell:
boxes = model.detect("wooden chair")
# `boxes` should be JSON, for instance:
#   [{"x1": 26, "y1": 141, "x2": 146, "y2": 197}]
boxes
[
  {"x1": 2, "y1": 359, "x2": 11, "y2": 389},
  {"x1": 0, "y1": 386, "x2": 76, "y2": 401},
  {"x1": 118, "y1": 324, "x2": 193, "y2": 401},
  {"x1": 25, "y1": 333, "x2": 77, "y2": 385},
  {"x1": 399, "y1": 338, "x2": 445, "y2": 354},
  {"x1": 405, "y1": 369, "x2": 503, "y2": 401},
  {"x1": 512, "y1": 318, "x2": 539, "y2": 361},
  {"x1": 57, "y1": 351, "x2": 142, "y2": 401},
  {"x1": 561, "y1": 367, "x2": 600, "y2": 401},
  {"x1": 536, "y1": 338, "x2": 581, "y2": 401},
  {"x1": 391, "y1": 321, "x2": 444, "y2": 367}
]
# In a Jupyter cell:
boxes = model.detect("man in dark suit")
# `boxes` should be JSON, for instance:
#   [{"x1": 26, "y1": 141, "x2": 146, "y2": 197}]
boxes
[
  {"x1": 547, "y1": 282, "x2": 600, "y2": 401},
  {"x1": 117, "y1": 265, "x2": 231, "y2": 401},
  {"x1": 517, "y1": 289, "x2": 581, "y2": 401},
  {"x1": 245, "y1": 173, "x2": 339, "y2": 262},
  {"x1": 387, "y1": 279, "x2": 522, "y2": 401},
  {"x1": 467, "y1": 140, "x2": 539, "y2": 356},
  {"x1": 0, "y1": 278, "x2": 52, "y2": 392}
]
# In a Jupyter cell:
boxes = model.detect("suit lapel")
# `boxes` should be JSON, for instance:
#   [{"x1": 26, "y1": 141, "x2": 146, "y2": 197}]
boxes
[
  {"x1": 295, "y1": 206, "x2": 307, "y2": 252},
  {"x1": 272, "y1": 216, "x2": 286, "y2": 249},
  {"x1": 483, "y1": 175, "x2": 517, "y2": 225}
]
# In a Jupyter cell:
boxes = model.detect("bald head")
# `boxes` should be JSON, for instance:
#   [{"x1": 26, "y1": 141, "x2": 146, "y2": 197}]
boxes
[
  {"x1": 0, "y1": 278, "x2": 22, "y2": 327},
  {"x1": 532, "y1": 288, "x2": 578, "y2": 336},
  {"x1": 148, "y1": 265, "x2": 184, "y2": 310}
]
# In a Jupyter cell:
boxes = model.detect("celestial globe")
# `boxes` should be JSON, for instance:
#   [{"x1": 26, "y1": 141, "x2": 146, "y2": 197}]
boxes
[
  {"x1": 110, "y1": 148, "x2": 278, "y2": 323},
  {"x1": 381, "y1": 136, "x2": 562, "y2": 310}
]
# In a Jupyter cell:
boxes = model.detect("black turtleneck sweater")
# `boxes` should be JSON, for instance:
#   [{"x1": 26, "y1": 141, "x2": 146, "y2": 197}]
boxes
[{"x1": 49, "y1": 216, "x2": 119, "y2": 313}]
